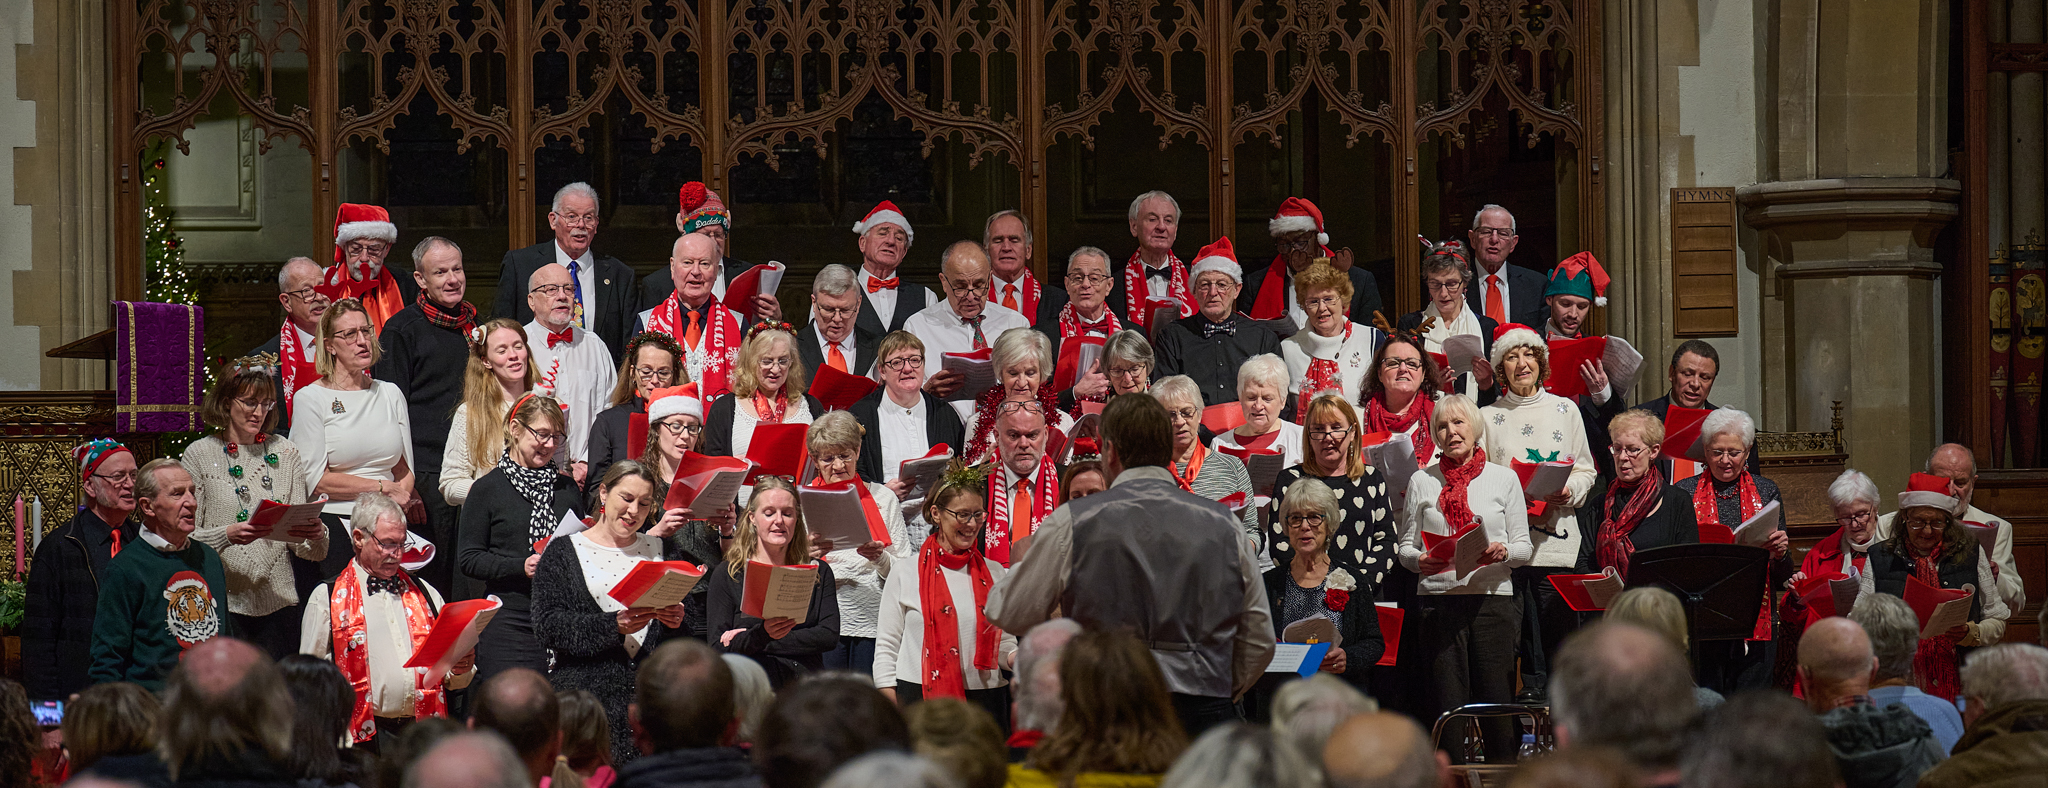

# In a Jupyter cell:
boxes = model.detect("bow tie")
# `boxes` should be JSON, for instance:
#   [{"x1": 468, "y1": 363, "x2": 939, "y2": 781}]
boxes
[
  {"x1": 546, "y1": 326, "x2": 574, "y2": 348},
  {"x1": 366, "y1": 574, "x2": 409, "y2": 596},
  {"x1": 1202, "y1": 320, "x2": 1237, "y2": 338},
  {"x1": 1145, "y1": 266, "x2": 1172, "y2": 281},
  {"x1": 1078, "y1": 318, "x2": 1113, "y2": 335},
  {"x1": 866, "y1": 276, "x2": 900, "y2": 293}
]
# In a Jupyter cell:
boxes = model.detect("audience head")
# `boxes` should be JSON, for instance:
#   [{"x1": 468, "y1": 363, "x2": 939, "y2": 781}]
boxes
[
  {"x1": 134, "y1": 458, "x2": 197, "y2": 542},
  {"x1": 1099, "y1": 392, "x2": 1173, "y2": 476},
  {"x1": 277, "y1": 256, "x2": 329, "y2": 333},
  {"x1": 1959, "y1": 642, "x2": 2048, "y2": 726},
  {"x1": 1322, "y1": 712, "x2": 1445, "y2": 788},
  {"x1": 200, "y1": 362, "x2": 281, "y2": 440},
  {"x1": 755, "y1": 674, "x2": 910, "y2": 788},
  {"x1": 1666, "y1": 339, "x2": 1719, "y2": 408},
  {"x1": 877, "y1": 331, "x2": 928, "y2": 398},
  {"x1": 1549, "y1": 622, "x2": 1696, "y2": 773},
  {"x1": 1467, "y1": 204, "x2": 1518, "y2": 271},
  {"x1": 1926, "y1": 442, "x2": 1980, "y2": 509},
  {"x1": 731, "y1": 475, "x2": 813, "y2": 572},
  {"x1": 278, "y1": 654, "x2": 361, "y2": 783},
  {"x1": 735, "y1": 326, "x2": 804, "y2": 402},
  {"x1": 1102, "y1": 329, "x2": 1155, "y2": 396},
  {"x1": 984, "y1": 209, "x2": 1033, "y2": 281},
  {"x1": 610, "y1": 330, "x2": 683, "y2": 407},
  {"x1": 1028, "y1": 629, "x2": 1186, "y2": 780},
  {"x1": 811, "y1": 264, "x2": 862, "y2": 344},
  {"x1": 1013, "y1": 618, "x2": 1084, "y2": 734},
  {"x1": 1268, "y1": 674, "x2": 1376, "y2": 784},
  {"x1": 347, "y1": 491, "x2": 409, "y2": 578},
  {"x1": 411, "y1": 236, "x2": 468, "y2": 309},
  {"x1": 471, "y1": 667, "x2": 562, "y2": 784},
  {"x1": 1678, "y1": 691, "x2": 1838, "y2": 788},
  {"x1": 1127, "y1": 190, "x2": 1181, "y2": 258},
  {"x1": 818, "y1": 752, "x2": 961, "y2": 788},
  {"x1": 722, "y1": 655, "x2": 775, "y2": 745},
  {"x1": 1505, "y1": 748, "x2": 1637, "y2": 788},
  {"x1": 996, "y1": 400, "x2": 1052, "y2": 478},
  {"x1": 941, "y1": 241, "x2": 995, "y2": 320},
  {"x1": 1795, "y1": 617, "x2": 1876, "y2": 711},
  {"x1": 1303, "y1": 394, "x2": 1365, "y2": 478},
  {"x1": 906, "y1": 698, "x2": 1007, "y2": 788},
  {"x1": 1606, "y1": 409, "x2": 1665, "y2": 485},
  {"x1": 1827, "y1": 468, "x2": 1881, "y2": 546},
  {"x1": 76, "y1": 438, "x2": 138, "y2": 521},
  {"x1": 1604, "y1": 586, "x2": 1691, "y2": 652},
  {"x1": 378, "y1": 716, "x2": 467, "y2": 788},
  {"x1": 1160, "y1": 723, "x2": 1305, "y2": 788},
  {"x1": 633, "y1": 639, "x2": 739, "y2": 754},
  {"x1": 671, "y1": 233, "x2": 722, "y2": 305},
  {"x1": 549, "y1": 182, "x2": 601, "y2": 258},
  {"x1": 405, "y1": 730, "x2": 533, "y2": 788},
  {"x1": 1429, "y1": 394, "x2": 1484, "y2": 465},
  {"x1": 1064, "y1": 246, "x2": 1113, "y2": 313},
  {"x1": 1058, "y1": 460, "x2": 1107, "y2": 503},
  {"x1": 556, "y1": 689, "x2": 613, "y2": 782},
  {"x1": 61, "y1": 681, "x2": 162, "y2": 772},
  {"x1": 1848, "y1": 592, "x2": 1920, "y2": 685},
  {"x1": 160, "y1": 638, "x2": 292, "y2": 779},
  {"x1": 0, "y1": 679, "x2": 39, "y2": 788}
]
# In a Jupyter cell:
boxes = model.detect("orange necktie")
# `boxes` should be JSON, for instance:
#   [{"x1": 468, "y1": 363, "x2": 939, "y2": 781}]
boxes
[
  {"x1": 1484, "y1": 274, "x2": 1506, "y2": 324},
  {"x1": 827, "y1": 343, "x2": 848, "y2": 372},
  {"x1": 1013, "y1": 479, "x2": 1034, "y2": 542},
  {"x1": 684, "y1": 310, "x2": 702, "y2": 348},
  {"x1": 1002, "y1": 283, "x2": 1019, "y2": 312}
]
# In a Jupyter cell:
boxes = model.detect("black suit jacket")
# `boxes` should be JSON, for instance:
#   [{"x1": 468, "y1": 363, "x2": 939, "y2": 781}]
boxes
[
  {"x1": 850, "y1": 389, "x2": 966, "y2": 485},
  {"x1": 248, "y1": 334, "x2": 292, "y2": 435},
  {"x1": 495, "y1": 242, "x2": 639, "y2": 365},
  {"x1": 1395, "y1": 310, "x2": 1500, "y2": 406},
  {"x1": 1633, "y1": 395, "x2": 1763, "y2": 478},
  {"x1": 1465, "y1": 262, "x2": 1550, "y2": 330},
  {"x1": 637, "y1": 257, "x2": 763, "y2": 312},
  {"x1": 1103, "y1": 253, "x2": 1185, "y2": 329},
  {"x1": 1236, "y1": 259, "x2": 1384, "y2": 326},
  {"x1": 794, "y1": 323, "x2": 880, "y2": 383}
]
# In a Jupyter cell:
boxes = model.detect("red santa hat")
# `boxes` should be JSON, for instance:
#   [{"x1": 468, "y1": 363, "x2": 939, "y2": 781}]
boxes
[
  {"x1": 851, "y1": 200, "x2": 913, "y2": 244},
  {"x1": 1188, "y1": 237, "x2": 1242, "y2": 283},
  {"x1": 1897, "y1": 472, "x2": 1962, "y2": 514},
  {"x1": 332, "y1": 203, "x2": 398, "y2": 262},
  {"x1": 1268, "y1": 197, "x2": 1328, "y2": 246},
  {"x1": 1488, "y1": 323, "x2": 1546, "y2": 368},
  {"x1": 646, "y1": 383, "x2": 704, "y2": 425}
]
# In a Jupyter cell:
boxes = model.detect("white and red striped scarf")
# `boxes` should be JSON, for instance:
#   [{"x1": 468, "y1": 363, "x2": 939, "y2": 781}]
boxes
[
  {"x1": 1123, "y1": 251, "x2": 1193, "y2": 331},
  {"x1": 277, "y1": 322, "x2": 319, "y2": 420},
  {"x1": 1297, "y1": 324, "x2": 1353, "y2": 413},
  {"x1": 984, "y1": 455, "x2": 1059, "y2": 567},
  {"x1": 647, "y1": 294, "x2": 742, "y2": 398}
]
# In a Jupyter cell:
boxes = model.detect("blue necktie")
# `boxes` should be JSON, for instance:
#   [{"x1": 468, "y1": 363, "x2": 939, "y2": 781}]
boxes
[{"x1": 567, "y1": 259, "x2": 587, "y2": 328}]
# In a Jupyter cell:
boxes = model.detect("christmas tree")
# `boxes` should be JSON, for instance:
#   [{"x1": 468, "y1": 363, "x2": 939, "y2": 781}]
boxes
[{"x1": 142, "y1": 155, "x2": 196, "y2": 305}]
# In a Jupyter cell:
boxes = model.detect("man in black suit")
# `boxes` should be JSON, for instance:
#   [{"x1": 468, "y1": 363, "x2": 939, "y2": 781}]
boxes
[
  {"x1": 248, "y1": 256, "x2": 328, "y2": 435},
  {"x1": 1156, "y1": 238, "x2": 1282, "y2": 407},
  {"x1": 493, "y1": 182, "x2": 639, "y2": 366},
  {"x1": 851, "y1": 331, "x2": 966, "y2": 490},
  {"x1": 1465, "y1": 204, "x2": 1550, "y2": 330},
  {"x1": 1237, "y1": 197, "x2": 1381, "y2": 331},
  {"x1": 985, "y1": 209, "x2": 1070, "y2": 330},
  {"x1": 1633, "y1": 339, "x2": 1759, "y2": 480},
  {"x1": 635, "y1": 180, "x2": 780, "y2": 324},
  {"x1": 795, "y1": 263, "x2": 879, "y2": 381}
]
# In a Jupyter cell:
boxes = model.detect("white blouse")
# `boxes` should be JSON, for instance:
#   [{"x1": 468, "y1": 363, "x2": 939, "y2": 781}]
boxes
[
  {"x1": 1281, "y1": 322, "x2": 1384, "y2": 404},
  {"x1": 873, "y1": 553, "x2": 1018, "y2": 689},
  {"x1": 731, "y1": 396, "x2": 816, "y2": 461},
  {"x1": 1398, "y1": 462, "x2": 1533, "y2": 596},
  {"x1": 570, "y1": 531, "x2": 666, "y2": 657},
  {"x1": 290, "y1": 380, "x2": 415, "y2": 516},
  {"x1": 824, "y1": 482, "x2": 915, "y2": 639},
  {"x1": 1209, "y1": 420, "x2": 1306, "y2": 470}
]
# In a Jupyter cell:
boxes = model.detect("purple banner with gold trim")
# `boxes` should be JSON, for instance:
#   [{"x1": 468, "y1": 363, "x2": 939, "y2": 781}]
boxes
[{"x1": 113, "y1": 301, "x2": 204, "y2": 433}]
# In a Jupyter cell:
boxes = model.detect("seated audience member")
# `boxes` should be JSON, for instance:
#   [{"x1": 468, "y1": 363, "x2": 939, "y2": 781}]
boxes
[
  {"x1": 25, "y1": 439, "x2": 141, "y2": 700},
  {"x1": 704, "y1": 325, "x2": 822, "y2": 459},
  {"x1": 1261, "y1": 478, "x2": 1385, "y2": 697},
  {"x1": 1796, "y1": 617, "x2": 1944, "y2": 788},
  {"x1": 1398, "y1": 243, "x2": 1498, "y2": 401},
  {"x1": 1153, "y1": 374, "x2": 1260, "y2": 546},
  {"x1": 302, "y1": 493, "x2": 477, "y2": 746},
  {"x1": 1858, "y1": 474, "x2": 2010, "y2": 701},
  {"x1": 586, "y1": 331, "x2": 686, "y2": 497},
  {"x1": 798, "y1": 264, "x2": 879, "y2": 381},
  {"x1": 706, "y1": 476, "x2": 841, "y2": 688},
  {"x1": 1159, "y1": 723, "x2": 1305, "y2": 788},
  {"x1": 851, "y1": 331, "x2": 966, "y2": 497},
  {"x1": 1678, "y1": 691, "x2": 1840, "y2": 788},
  {"x1": 1918, "y1": 643, "x2": 2048, "y2": 788},
  {"x1": 722, "y1": 654, "x2": 776, "y2": 749},
  {"x1": 1583, "y1": 409, "x2": 1698, "y2": 578},
  {"x1": 61, "y1": 681, "x2": 167, "y2": 785},
  {"x1": 804, "y1": 412, "x2": 914, "y2": 675},
  {"x1": 0, "y1": 680, "x2": 43, "y2": 788},
  {"x1": 1101, "y1": 329, "x2": 1157, "y2": 398},
  {"x1": 1210, "y1": 354, "x2": 1304, "y2": 470},
  {"x1": 159, "y1": 638, "x2": 295, "y2": 786},
  {"x1": 755, "y1": 675, "x2": 911, "y2": 788},
  {"x1": 279, "y1": 655, "x2": 375, "y2": 787},
  {"x1": 1848, "y1": 592, "x2": 1966, "y2": 751},
  {"x1": 1155, "y1": 238, "x2": 1283, "y2": 407},
  {"x1": 907, "y1": 242, "x2": 1030, "y2": 405},
  {"x1": 1270, "y1": 394, "x2": 1395, "y2": 594},
  {"x1": 1008, "y1": 619, "x2": 1084, "y2": 761},
  {"x1": 1320, "y1": 712, "x2": 1447, "y2": 788},
  {"x1": 615, "y1": 640, "x2": 761, "y2": 788},
  {"x1": 377, "y1": 717, "x2": 467, "y2": 788},
  {"x1": 406, "y1": 731, "x2": 535, "y2": 788},
  {"x1": 554, "y1": 690, "x2": 618, "y2": 788},
  {"x1": 873, "y1": 470, "x2": 1017, "y2": 725},
  {"x1": 459, "y1": 394, "x2": 584, "y2": 683},
  {"x1": 1603, "y1": 587, "x2": 1723, "y2": 709},
  {"x1": 89, "y1": 459, "x2": 231, "y2": 691},
  {"x1": 816, "y1": 752, "x2": 955, "y2": 788},
  {"x1": 471, "y1": 667, "x2": 564, "y2": 787},
  {"x1": 1673, "y1": 408, "x2": 1793, "y2": 694},
  {"x1": 906, "y1": 698, "x2": 1008, "y2": 788},
  {"x1": 1011, "y1": 630, "x2": 1188, "y2": 787},
  {"x1": 1266, "y1": 674, "x2": 1377, "y2": 782},
  {"x1": 1279, "y1": 262, "x2": 1383, "y2": 411},
  {"x1": 1504, "y1": 748, "x2": 1637, "y2": 788},
  {"x1": 1548, "y1": 622, "x2": 1698, "y2": 785},
  {"x1": 964, "y1": 328, "x2": 1077, "y2": 466}
]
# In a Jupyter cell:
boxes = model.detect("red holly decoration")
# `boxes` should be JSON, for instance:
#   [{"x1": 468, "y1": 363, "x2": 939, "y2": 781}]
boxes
[{"x1": 1324, "y1": 589, "x2": 1351, "y2": 612}]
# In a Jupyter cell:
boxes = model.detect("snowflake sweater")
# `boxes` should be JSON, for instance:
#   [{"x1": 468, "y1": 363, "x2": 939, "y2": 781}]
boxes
[{"x1": 1478, "y1": 389, "x2": 1597, "y2": 568}]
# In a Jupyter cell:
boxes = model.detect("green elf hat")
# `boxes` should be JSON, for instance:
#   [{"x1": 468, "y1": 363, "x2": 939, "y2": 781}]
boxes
[{"x1": 1545, "y1": 251, "x2": 1609, "y2": 306}]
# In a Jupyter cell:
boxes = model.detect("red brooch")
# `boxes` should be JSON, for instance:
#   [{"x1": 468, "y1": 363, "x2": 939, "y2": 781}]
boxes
[{"x1": 1324, "y1": 589, "x2": 1351, "y2": 612}]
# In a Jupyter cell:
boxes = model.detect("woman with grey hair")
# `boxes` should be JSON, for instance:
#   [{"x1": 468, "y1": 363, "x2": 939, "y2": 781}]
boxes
[
  {"x1": 1784, "y1": 469, "x2": 1881, "y2": 628},
  {"x1": 1158, "y1": 723, "x2": 1311, "y2": 788},
  {"x1": 1101, "y1": 329, "x2": 1156, "y2": 397},
  {"x1": 963, "y1": 328, "x2": 1076, "y2": 465},
  {"x1": 1259, "y1": 478, "x2": 1385, "y2": 697},
  {"x1": 1673, "y1": 407, "x2": 1794, "y2": 694},
  {"x1": 804, "y1": 410, "x2": 912, "y2": 675},
  {"x1": 1210, "y1": 354, "x2": 1305, "y2": 471},
  {"x1": 721, "y1": 654, "x2": 775, "y2": 745},
  {"x1": 1849, "y1": 593, "x2": 1967, "y2": 752},
  {"x1": 1267, "y1": 674, "x2": 1376, "y2": 776},
  {"x1": 1152, "y1": 375, "x2": 1259, "y2": 545}
]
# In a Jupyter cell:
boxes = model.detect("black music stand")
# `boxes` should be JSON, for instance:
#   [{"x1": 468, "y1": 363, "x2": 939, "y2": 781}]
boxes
[{"x1": 1626, "y1": 544, "x2": 1771, "y2": 666}]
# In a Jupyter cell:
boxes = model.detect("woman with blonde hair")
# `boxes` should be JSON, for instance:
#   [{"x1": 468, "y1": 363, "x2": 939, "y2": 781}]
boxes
[
  {"x1": 1581, "y1": 409, "x2": 1698, "y2": 577},
  {"x1": 705, "y1": 475, "x2": 841, "y2": 687},
  {"x1": 291, "y1": 296, "x2": 418, "y2": 584},
  {"x1": 1268, "y1": 394, "x2": 1395, "y2": 595},
  {"x1": 442, "y1": 318, "x2": 544, "y2": 509},
  {"x1": 1605, "y1": 586, "x2": 1725, "y2": 709},
  {"x1": 704, "y1": 325, "x2": 820, "y2": 459}
]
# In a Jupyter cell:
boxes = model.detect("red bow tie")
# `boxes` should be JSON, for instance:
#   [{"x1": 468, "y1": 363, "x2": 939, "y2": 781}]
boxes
[
  {"x1": 1079, "y1": 318, "x2": 1113, "y2": 335},
  {"x1": 866, "y1": 276, "x2": 900, "y2": 293},
  {"x1": 546, "y1": 326, "x2": 574, "y2": 348}
]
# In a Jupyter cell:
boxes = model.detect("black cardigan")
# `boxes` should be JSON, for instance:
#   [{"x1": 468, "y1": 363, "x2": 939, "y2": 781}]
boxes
[
  {"x1": 585, "y1": 398, "x2": 646, "y2": 503},
  {"x1": 702, "y1": 393, "x2": 824, "y2": 458},
  {"x1": 457, "y1": 468, "x2": 584, "y2": 609},
  {"x1": 1575, "y1": 481, "x2": 1700, "y2": 573},
  {"x1": 705, "y1": 561, "x2": 840, "y2": 688},
  {"x1": 848, "y1": 388, "x2": 967, "y2": 485},
  {"x1": 532, "y1": 534, "x2": 682, "y2": 765},
  {"x1": 1260, "y1": 565, "x2": 1384, "y2": 690}
]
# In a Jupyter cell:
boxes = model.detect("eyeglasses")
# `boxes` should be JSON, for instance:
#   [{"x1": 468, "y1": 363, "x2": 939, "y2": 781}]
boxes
[
  {"x1": 369, "y1": 537, "x2": 407, "y2": 553},
  {"x1": 757, "y1": 356, "x2": 793, "y2": 370},
  {"x1": 1285, "y1": 513, "x2": 1326, "y2": 527},
  {"x1": 1426, "y1": 280, "x2": 1465, "y2": 293},
  {"x1": 635, "y1": 366, "x2": 675, "y2": 383},
  {"x1": 553, "y1": 212, "x2": 599, "y2": 227},
  {"x1": 1609, "y1": 444, "x2": 1652, "y2": 458},
  {"x1": 814, "y1": 305, "x2": 857, "y2": 320},
  {"x1": 997, "y1": 400, "x2": 1045, "y2": 416},
  {"x1": 813, "y1": 452, "x2": 856, "y2": 468},
  {"x1": 1903, "y1": 518, "x2": 1948, "y2": 532},
  {"x1": 1166, "y1": 407, "x2": 1200, "y2": 423},
  {"x1": 658, "y1": 420, "x2": 703, "y2": 436},
  {"x1": 946, "y1": 280, "x2": 989, "y2": 296},
  {"x1": 519, "y1": 423, "x2": 565, "y2": 446},
  {"x1": 1302, "y1": 295, "x2": 1342, "y2": 310},
  {"x1": 1194, "y1": 280, "x2": 1236, "y2": 293},
  {"x1": 1707, "y1": 448, "x2": 1747, "y2": 460},
  {"x1": 1309, "y1": 427, "x2": 1351, "y2": 440},
  {"x1": 1472, "y1": 227, "x2": 1516, "y2": 239},
  {"x1": 233, "y1": 397, "x2": 277, "y2": 412},
  {"x1": 880, "y1": 356, "x2": 924, "y2": 371},
  {"x1": 91, "y1": 471, "x2": 138, "y2": 485},
  {"x1": 1381, "y1": 357, "x2": 1423, "y2": 371},
  {"x1": 330, "y1": 327, "x2": 374, "y2": 342},
  {"x1": 283, "y1": 287, "x2": 330, "y2": 304},
  {"x1": 1107, "y1": 364, "x2": 1148, "y2": 379},
  {"x1": 529, "y1": 283, "x2": 576, "y2": 297},
  {"x1": 1067, "y1": 273, "x2": 1111, "y2": 286},
  {"x1": 933, "y1": 505, "x2": 987, "y2": 524},
  {"x1": 1835, "y1": 511, "x2": 1876, "y2": 526}
]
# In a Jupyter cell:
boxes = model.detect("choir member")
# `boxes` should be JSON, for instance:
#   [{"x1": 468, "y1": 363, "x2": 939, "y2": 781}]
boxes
[
  {"x1": 851, "y1": 331, "x2": 967, "y2": 500},
  {"x1": 795, "y1": 264, "x2": 877, "y2": 380},
  {"x1": 1108, "y1": 190, "x2": 1195, "y2": 332},
  {"x1": 980, "y1": 398, "x2": 1058, "y2": 568},
  {"x1": 1541, "y1": 252, "x2": 1625, "y2": 479},
  {"x1": 1281, "y1": 262, "x2": 1385, "y2": 413},
  {"x1": 1210, "y1": 354, "x2": 1305, "y2": 468},
  {"x1": 985, "y1": 209, "x2": 1069, "y2": 326},
  {"x1": 495, "y1": 183, "x2": 640, "y2": 364},
  {"x1": 963, "y1": 328, "x2": 1075, "y2": 466},
  {"x1": 375, "y1": 236, "x2": 477, "y2": 598},
  {"x1": 1269, "y1": 395, "x2": 1395, "y2": 596},
  {"x1": 1872, "y1": 444, "x2": 2026, "y2": 615},
  {"x1": 443, "y1": 318, "x2": 545, "y2": 508},
  {"x1": 1239, "y1": 197, "x2": 1381, "y2": 329},
  {"x1": 639, "y1": 181, "x2": 779, "y2": 323},
  {"x1": 638, "y1": 383, "x2": 729, "y2": 638},
  {"x1": 1466, "y1": 205, "x2": 1550, "y2": 330},
  {"x1": 292, "y1": 297, "x2": 417, "y2": 588},
  {"x1": 1263, "y1": 477, "x2": 1386, "y2": 693},
  {"x1": 586, "y1": 331, "x2": 685, "y2": 496},
  {"x1": 907, "y1": 241, "x2": 1030, "y2": 407},
  {"x1": 852, "y1": 200, "x2": 938, "y2": 335},
  {"x1": 643, "y1": 233, "x2": 747, "y2": 397},
  {"x1": 1103, "y1": 329, "x2": 1157, "y2": 398},
  {"x1": 1582, "y1": 409, "x2": 1699, "y2": 575},
  {"x1": 707, "y1": 476, "x2": 842, "y2": 688},
  {"x1": 1859, "y1": 474, "x2": 2011, "y2": 702},
  {"x1": 1151, "y1": 375, "x2": 1259, "y2": 551},
  {"x1": 1673, "y1": 408, "x2": 1794, "y2": 694},
  {"x1": 1155, "y1": 238, "x2": 1283, "y2": 407},
  {"x1": 1634, "y1": 340, "x2": 1756, "y2": 481},
  {"x1": 1050, "y1": 246, "x2": 1119, "y2": 407},
  {"x1": 24, "y1": 440, "x2": 141, "y2": 699},
  {"x1": 321, "y1": 203, "x2": 418, "y2": 329},
  {"x1": 804, "y1": 412, "x2": 913, "y2": 674},
  {"x1": 254, "y1": 256, "x2": 328, "y2": 432},
  {"x1": 703, "y1": 325, "x2": 821, "y2": 459},
  {"x1": 1398, "y1": 243, "x2": 1498, "y2": 402},
  {"x1": 874, "y1": 471, "x2": 1018, "y2": 727},
  {"x1": 458, "y1": 394, "x2": 583, "y2": 683},
  {"x1": 1359, "y1": 331, "x2": 1444, "y2": 468}
]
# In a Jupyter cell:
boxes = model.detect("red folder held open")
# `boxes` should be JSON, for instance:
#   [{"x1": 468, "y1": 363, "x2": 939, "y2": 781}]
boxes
[
  {"x1": 1374, "y1": 604, "x2": 1404, "y2": 666},
  {"x1": 744, "y1": 423, "x2": 811, "y2": 483},
  {"x1": 608, "y1": 560, "x2": 705, "y2": 609},
  {"x1": 800, "y1": 479, "x2": 893, "y2": 547},
  {"x1": 1903, "y1": 575, "x2": 1972, "y2": 637},
  {"x1": 720, "y1": 261, "x2": 786, "y2": 313},
  {"x1": 404, "y1": 595, "x2": 503, "y2": 682},
  {"x1": 809, "y1": 362, "x2": 879, "y2": 411},
  {"x1": 1201, "y1": 402, "x2": 1247, "y2": 434},
  {"x1": 742, "y1": 561, "x2": 820, "y2": 622},
  {"x1": 665, "y1": 452, "x2": 755, "y2": 513},
  {"x1": 1548, "y1": 568, "x2": 1624, "y2": 612},
  {"x1": 1053, "y1": 334, "x2": 1107, "y2": 392},
  {"x1": 1659, "y1": 406, "x2": 1712, "y2": 463},
  {"x1": 1542, "y1": 336, "x2": 1609, "y2": 398}
]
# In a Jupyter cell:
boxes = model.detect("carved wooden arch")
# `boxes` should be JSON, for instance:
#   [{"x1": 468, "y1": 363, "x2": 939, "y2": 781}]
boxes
[
  {"x1": 130, "y1": 0, "x2": 319, "y2": 154},
  {"x1": 333, "y1": 0, "x2": 515, "y2": 154}
]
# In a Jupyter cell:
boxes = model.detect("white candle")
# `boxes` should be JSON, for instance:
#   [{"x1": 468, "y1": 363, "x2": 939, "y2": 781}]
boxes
[{"x1": 30, "y1": 497, "x2": 42, "y2": 553}]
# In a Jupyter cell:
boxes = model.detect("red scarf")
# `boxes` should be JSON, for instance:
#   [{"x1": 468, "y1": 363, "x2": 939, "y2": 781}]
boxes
[
  {"x1": 1436, "y1": 447, "x2": 1489, "y2": 534},
  {"x1": 1057, "y1": 302, "x2": 1121, "y2": 340},
  {"x1": 990, "y1": 273, "x2": 1042, "y2": 318},
  {"x1": 1171, "y1": 441, "x2": 1208, "y2": 493},
  {"x1": 965, "y1": 384, "x2": 1062, "y2": 465},
  {"x1": 1595, "y1": 470, "x2": 1665, "y2": 578},
  {"x1": 1123, "y1": 251, "x2": 1193, "y2": 331},
  {"x1": 1297, "y1": 324, "x2": 1353, "y2": 414},
  {"x1": 322, "y1": 262, "x2": 406, "y2": 329},
  {"x1": 277, "y1": 322, "x2": 319, "y2": 421},
  {"x1": 1365, "y1": 395, "x2": 1435, "y2": 466},
  {"x1": 330, "y1": 562, "x2": 444, "y2": 744},
  {"x1": 1693, "y1": 473, "x2": 1772, "y2": 640},
  {"x1": 985, "y1": 455, "x2": 1059, "y2": 566},
  {"x1": 752, "y1": 392, "x2": 788, "y2": 425},
  {"x1": 1908, "y1": 544, "x2": 1963, "y2": 701},
  {"x1": 1247, "y1": 250, "x2": 1332, "y2": 320},
  {"x1": 648, "y1": 294, "x2": 742, "y2": 398},
  {"x1": 918, "y1": 536, "x2": 998, "y2": 698}
]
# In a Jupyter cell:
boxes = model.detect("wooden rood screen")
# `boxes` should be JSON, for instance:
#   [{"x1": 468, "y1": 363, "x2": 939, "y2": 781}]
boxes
[{"x1": 108, "y1": 0, "x2": 1601, "y2": 312}]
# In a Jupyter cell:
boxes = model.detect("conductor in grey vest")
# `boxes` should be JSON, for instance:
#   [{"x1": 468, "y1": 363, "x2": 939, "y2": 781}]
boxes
[{"x1": 985, "y1": 393, "x2": 1275, "y2": 736}]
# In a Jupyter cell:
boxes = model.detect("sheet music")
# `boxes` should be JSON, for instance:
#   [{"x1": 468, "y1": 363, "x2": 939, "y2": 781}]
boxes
[
  {"x1": 1442, "y1": 334, "x2": 1484, "y2": 375},
  {"x1": 1828, "y1": 569, "x2": 1862, "y2": 617},
  {"x1": 685, "y1": 469, "x2": 749, "y2": 516},
  {"x1": 751, "y1": 563, "x2": 820, "y2": 623},
  {"x1": 1577, "y1": 567, "x2": 1624, "y2": 609},
  {"x1": 1453, "y1": 526, "x2": 1489, "y2": 578},
  {"x1": 1266, "y1": 642, "x2": 1331, "y2": 675},
  {"x1": 1242, "y1": 451, "x2": 1287, "y2": 498},
  {"x1": 799, "y1": 485, "x2": 879, "y2": 548},
  {"x1": 610, "y1": 564, "x2": 703, "y2": 609},
  {"x1": 249, "y1": 497, "x2": 329, "y2": 541},
  {"x1": 1920, "y1": 585, "x2": 1975, "y2": 639},
  {"x1": 1602, "y1": 335, "x2": 1644, "y2": 395},
  {"x1": 1522, "y1": 461, "x2": 1573, "y2": 500},
  {"x1": 1365, "y1": 433, "x2": 1418, "y2": 502},
  {"x1": 898, "y1": 454, "x2": 952, "y2": 502},
  {"x1": 941, "y1": 353, "x2": 997, "y2": 402},
  {"x1": 1729, "y1": 500, "x2": 1781, "y2": 548}
]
